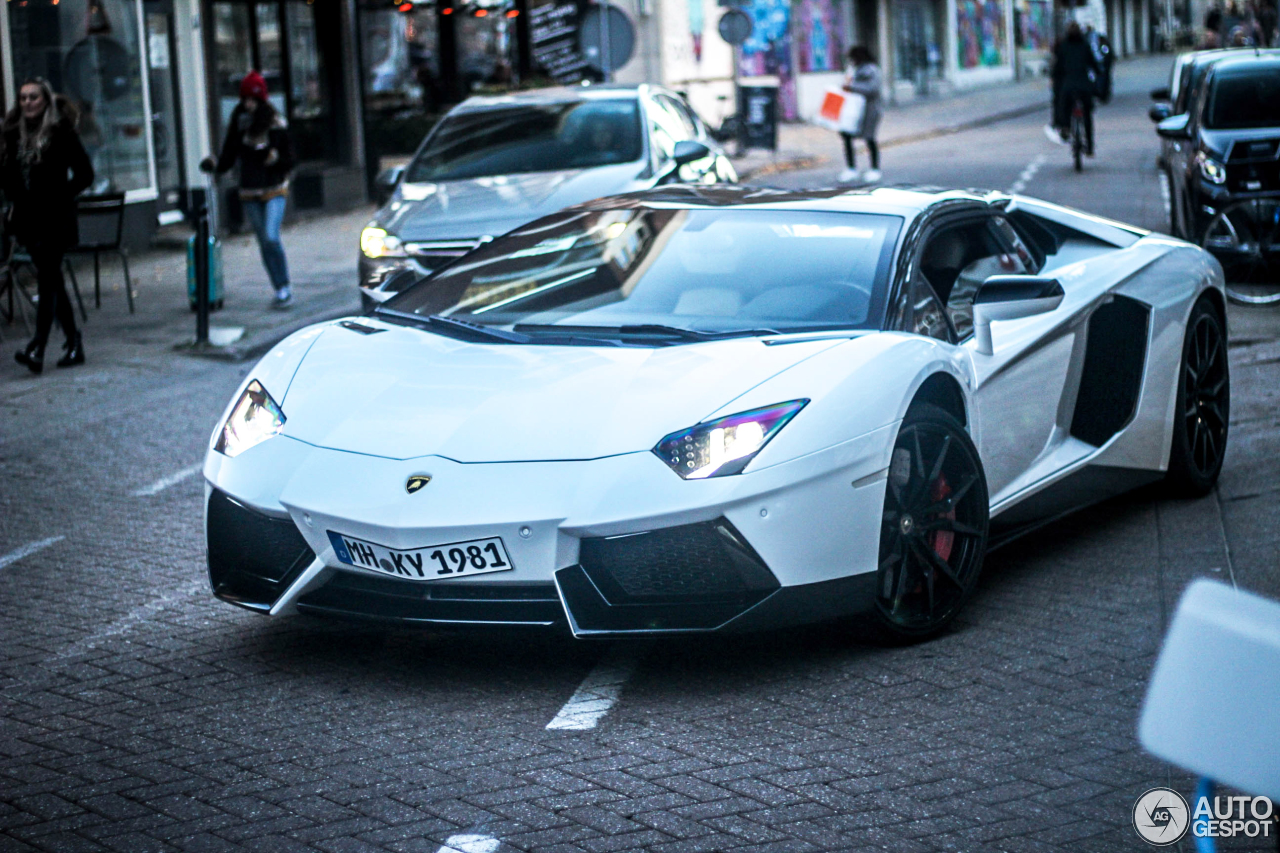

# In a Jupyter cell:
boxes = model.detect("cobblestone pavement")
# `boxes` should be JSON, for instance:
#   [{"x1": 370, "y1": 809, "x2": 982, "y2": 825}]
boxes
[{"x1": 3, "y1": 55, "x2": 1279, "y2": 853}]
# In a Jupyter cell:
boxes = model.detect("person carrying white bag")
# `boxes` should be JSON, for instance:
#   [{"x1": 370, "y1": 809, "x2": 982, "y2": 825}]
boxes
[{"x1": 839, "y1": 46, "x2": 882, "y2": 184}]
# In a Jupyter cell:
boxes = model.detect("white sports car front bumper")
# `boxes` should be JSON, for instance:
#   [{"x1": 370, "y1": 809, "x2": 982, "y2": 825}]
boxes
[{"x1": 203, "y1": 424, "x2": 897, "y2": 636}]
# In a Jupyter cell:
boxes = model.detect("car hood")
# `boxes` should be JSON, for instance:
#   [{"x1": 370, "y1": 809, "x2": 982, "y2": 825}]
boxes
[
  {"x1": 1199, "y1": 126, "x2": 1280, "y2": 160},
  {"x1": 380, "y1": 163, "x2": 649, "y2": 242},
  {"x1": 277, "y1": 322, "x2": 844, "y2": 462}
]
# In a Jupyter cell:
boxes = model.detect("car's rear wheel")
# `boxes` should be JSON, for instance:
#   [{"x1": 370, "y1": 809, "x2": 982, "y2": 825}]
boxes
[
  {"x1": 873, "y1": 403, "x2": 989, "y2": 642},
  {"x1": 1166, "y1": 298, "x2": 1230, "y2": 496}
]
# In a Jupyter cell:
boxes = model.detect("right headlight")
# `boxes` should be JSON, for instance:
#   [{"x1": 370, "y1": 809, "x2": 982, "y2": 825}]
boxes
[
  {"x1": 653, "y1": 400, "x2": 808, "y2": 479},
  {"x1": 360, "y1": 226, "x2": 406, "y2": 259},
  {"x1": 1197, "y1": 153, "x2": 1227, "y2": 185},
  {"x1": 215, "y1": 380, "x2": 286, "y2": 458}
]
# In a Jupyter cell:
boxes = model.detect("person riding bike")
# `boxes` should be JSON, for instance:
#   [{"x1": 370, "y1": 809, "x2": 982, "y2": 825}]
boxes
[{"x1": 1047, "y1": 22, "x2": 1101, "y2": 155}]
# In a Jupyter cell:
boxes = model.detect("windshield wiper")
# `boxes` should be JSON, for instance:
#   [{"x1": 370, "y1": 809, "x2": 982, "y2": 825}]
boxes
[
  {"x1": 375, "y1": 308, "x2": 531, "y2": 344},
  {"x1": 512, "y1": 323, "x2": 781, "y2": 342}
]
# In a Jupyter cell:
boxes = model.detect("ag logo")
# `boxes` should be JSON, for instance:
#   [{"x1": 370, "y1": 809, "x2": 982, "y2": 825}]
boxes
[
  {"x1": 405, "y1": 474, "x2": 432, "y2": 494},
  {"x1": 1133, "y1": 787, "x2": 1190, "y2": 845}
]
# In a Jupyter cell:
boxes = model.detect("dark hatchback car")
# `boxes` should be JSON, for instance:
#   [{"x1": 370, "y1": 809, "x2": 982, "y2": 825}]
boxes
[
  {"x1": 358, "y1": 85, "x2": 736, "y2": 308},
  {"x1": 1157, "y1": 52, "x2": 1280, "y2": 241}
]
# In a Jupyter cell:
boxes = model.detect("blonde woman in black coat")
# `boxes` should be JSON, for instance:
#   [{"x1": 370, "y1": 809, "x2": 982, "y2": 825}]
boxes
[{"x1": 3, "y1": 78, "x2": 94, "y2": 374}]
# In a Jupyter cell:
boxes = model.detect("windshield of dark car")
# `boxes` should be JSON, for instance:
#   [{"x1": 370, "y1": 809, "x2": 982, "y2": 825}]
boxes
[
  {"x1": 1205, "y1": 68, "x2": 1280, "y2": 129},
  {"x1": 405, "y1": 100, "x2": 644, "y2": 182},
  {"x1": 383, "y1": 207, "x2": 901, "y2": 338}
]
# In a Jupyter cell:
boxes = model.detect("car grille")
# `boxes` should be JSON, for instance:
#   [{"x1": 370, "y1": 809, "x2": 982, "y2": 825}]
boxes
[
  {"x1": 296, "y1": 573, "x2": 563, "y2": 626},
  {"x1": 578, "y1": 519, "x2": 779, "y2": 604},
  {"x1": 403, "y1": 239, "x2": 483, "y2": 274},
  {"x1": 1225, "y1": 138, "x2": 1280, "y2": 193},
  {"x1": 207, "y1": 489, "x2": 316, "y2": 611}
]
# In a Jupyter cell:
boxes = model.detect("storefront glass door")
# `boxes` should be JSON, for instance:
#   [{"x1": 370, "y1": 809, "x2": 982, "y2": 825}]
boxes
[{"x1": 144, "y1": 1, "x2": 186, "y2": 220}]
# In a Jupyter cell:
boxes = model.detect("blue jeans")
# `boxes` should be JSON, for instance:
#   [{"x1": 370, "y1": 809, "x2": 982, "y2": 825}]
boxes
[{"x1": 242, "y1": 195, "x2": 290, "y2": 290}]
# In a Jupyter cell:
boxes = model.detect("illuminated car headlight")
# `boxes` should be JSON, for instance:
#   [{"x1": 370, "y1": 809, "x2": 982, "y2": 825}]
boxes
[
  {"x1": 654, "y1": 400, "x2": 808, "y2": 479},
  {"x1": 215, "y1": 380, "x2": 286, "y2": 457},
  {"x1": 360, "y1": 226, "x2": 406, "y2": 259},
  {"x1": 1198, "y1": 153, "x2": 1227, "y2": 185}
]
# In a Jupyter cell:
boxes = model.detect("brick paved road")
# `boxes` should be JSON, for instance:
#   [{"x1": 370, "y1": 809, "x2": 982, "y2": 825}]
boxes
[{"x1": 3, "y1": 58, "x2": 1279, "y2": 853}]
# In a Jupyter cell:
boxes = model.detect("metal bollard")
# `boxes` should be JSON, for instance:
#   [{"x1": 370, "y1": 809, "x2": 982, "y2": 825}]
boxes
[{"x1": 194, "y1": 204, "x2": 210, "y2": 345}]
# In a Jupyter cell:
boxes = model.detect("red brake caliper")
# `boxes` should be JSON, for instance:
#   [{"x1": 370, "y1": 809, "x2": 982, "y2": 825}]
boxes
[{"x1": 930, "y1": 474, "x2": 955, "y2": 562}]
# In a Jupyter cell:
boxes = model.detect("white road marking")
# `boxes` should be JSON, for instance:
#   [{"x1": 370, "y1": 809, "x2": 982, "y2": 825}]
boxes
[
  {"x1": 56, "y1": 580, "x2": 205, "y2": 660},
  {"x1": 133, "y1": 463, "x2": 203, "y2": 497},
  {"x1": 437, "y1": 835, "x2": 500, "y2": 853},
  {"x1": 546, "y1": 646, "x2": 640, "y2": 730},
  {"x1": 1008, "y1": 154, "x2": 1047, "y2": 195},
  {"x1": 0, "y1": 536, "x2": 65, "y2": 571},
  {"x1": 1159, "y1": 170, "x2": 1172, "y2": 217}
]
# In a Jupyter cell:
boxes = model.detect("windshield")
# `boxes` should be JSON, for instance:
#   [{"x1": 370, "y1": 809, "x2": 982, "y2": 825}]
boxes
[
  {"x1": 405, "y1": 100, "x2": 644, "y2": 182},
  {"x1": 382, "y1": 206, "x2": 901, "y2": 341},
  {"x1": 1206, "y1": 69, "x2": 1280, "y2": 129}
]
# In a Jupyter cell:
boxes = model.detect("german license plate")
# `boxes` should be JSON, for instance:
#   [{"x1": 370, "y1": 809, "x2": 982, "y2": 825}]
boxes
[{"x1": 327, "y1": 531, "x2": 514, "y2": 580}]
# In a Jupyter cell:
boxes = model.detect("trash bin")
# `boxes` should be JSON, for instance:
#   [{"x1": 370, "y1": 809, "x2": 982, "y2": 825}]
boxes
[
  {"x1": 737, "y1": 77, "x2": 779, "y2": 151},
  {"x1": 187, "y1": 233, "x2": 224, "y2": 311}
]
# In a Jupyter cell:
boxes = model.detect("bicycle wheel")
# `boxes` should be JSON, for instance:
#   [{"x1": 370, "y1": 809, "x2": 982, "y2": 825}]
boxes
[
  {"x1": 1200, "y1": 198, "x2": 1280, "y2": 305},
  {"x1": 1071, "y1": 115, "x2": 1084, "y2": 172}
]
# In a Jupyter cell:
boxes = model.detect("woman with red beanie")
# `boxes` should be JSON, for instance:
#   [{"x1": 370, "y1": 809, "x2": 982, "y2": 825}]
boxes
[{"x1": 201, "y1": 71, "x2": 296, "y2": 307}]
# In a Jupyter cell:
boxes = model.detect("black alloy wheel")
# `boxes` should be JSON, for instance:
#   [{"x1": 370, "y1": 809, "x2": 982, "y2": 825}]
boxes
[
  {"x1": 874, "y1": 403, "x2": 989, "y2": 641},
  {"x1": 1166, "y1": 299, "x2": 1230, "y2": 496}
]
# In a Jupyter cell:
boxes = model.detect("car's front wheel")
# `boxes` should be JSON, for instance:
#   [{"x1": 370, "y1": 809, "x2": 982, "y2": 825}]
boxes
[{"x1": 873, "y1": 403, "x2": 989, "y2": 642}]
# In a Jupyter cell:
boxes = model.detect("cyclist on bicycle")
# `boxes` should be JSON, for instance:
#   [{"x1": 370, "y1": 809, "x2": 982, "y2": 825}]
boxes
[{"x1": 1046, "y1": 22, "x2": 1101, "y2": 155}]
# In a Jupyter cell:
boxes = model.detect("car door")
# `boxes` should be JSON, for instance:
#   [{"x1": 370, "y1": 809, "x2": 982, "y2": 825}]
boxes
[{"x1": 902, "y1": 212, "x2": 1077, "y2": 501}]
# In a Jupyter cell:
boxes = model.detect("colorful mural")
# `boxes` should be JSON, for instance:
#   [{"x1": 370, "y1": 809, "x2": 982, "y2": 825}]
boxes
[
  {"x1": 957, "y1": 0, "x2": 1007, "y2": 68},
  {"x1": 688, "y1": 0, "x2": 705, "y2": 63},
  {"x1": 1017, "y1": 0, "x2": 1051, "y2": 51},
  {"x1": 739, "y1": 0, "x2": 797, "y2": 118},
  {"x1": 796, "y1": 0, "x2": 843, "y2": 73}
]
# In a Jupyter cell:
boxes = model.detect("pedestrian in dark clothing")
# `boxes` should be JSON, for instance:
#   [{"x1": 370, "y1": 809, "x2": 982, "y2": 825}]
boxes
[
  {"x1": 3, "y1": 78, "x2": 94, "y2": 375},
  {"x1": 1048, "y1": 22, "x2": 1101, "y2": 156},
  {"x1": 201, "y1": 71, "x2": 296, "y2": 308},
  {"x1": 839, "y1": 46, "x2": 883, "y2": 184}
]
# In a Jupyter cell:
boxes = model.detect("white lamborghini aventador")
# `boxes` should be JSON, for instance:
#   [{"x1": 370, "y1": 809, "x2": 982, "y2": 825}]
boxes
[{"x1": 204, "y1": 186, "x2": 1228, "y2": 641}]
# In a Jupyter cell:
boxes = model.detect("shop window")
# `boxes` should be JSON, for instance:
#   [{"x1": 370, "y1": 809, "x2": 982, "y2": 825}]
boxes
[
  {"x1": 957, "y1": 0, "x2": 1008, "y2": 69},
  {"x1": 212, "y1": 0, "x2": 339, "y2": 163},
  {"x1": 9, "y1": 0, "x2": 154, "y2": 195}
]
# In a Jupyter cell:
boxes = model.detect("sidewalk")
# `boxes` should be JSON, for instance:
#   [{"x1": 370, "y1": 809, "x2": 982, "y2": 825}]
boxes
[
  {"x1": 732, "y1": 52, "x2": 1174, "y2": 180},
  {"x1": 0, "y1": 53, "x2": 1178, "y2": 368}
]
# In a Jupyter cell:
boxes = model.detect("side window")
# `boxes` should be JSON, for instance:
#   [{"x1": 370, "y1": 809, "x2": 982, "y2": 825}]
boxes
[
  {"x1": 647, "y1": 100, "x2": 678, "y2": 167},
  {"x1": 919, "y1": 218, "x2": 1029, "y2": 341},
  {"x1": 890, "y1": 273, "x2": 951, "y2": 342},
  {"x1": 659, "y1": 94, "x2": 702, "y2": 139}
]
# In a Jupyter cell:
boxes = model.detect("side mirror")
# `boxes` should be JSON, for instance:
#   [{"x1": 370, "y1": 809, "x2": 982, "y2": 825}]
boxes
[
  {"x1": 1150, "y1": 86, "x2": 1171, "y2": 101},
  {"x1": 1139, "y1": 579, "x2": 1280, "y2": 799},
  {"x1": 1156, "y1": 113, "x2": 1192, "y2": 140},
  {"x1": 1149, "y1": 103, "x2": 1173, "y2": 123},
  {"x1": 972, "y1": 275, "x2": 1064, "y2": 355},
  {"x1": 374, "y1": 165, "x2": 405, "y2": 205},
  {"x1": 672, "y1": 139, "x2": 712, "y2": 168}
]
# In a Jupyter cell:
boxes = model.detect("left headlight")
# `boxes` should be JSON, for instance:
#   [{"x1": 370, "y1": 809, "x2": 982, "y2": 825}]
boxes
[
  {"x1": 360, "y1": 226, "x2": 406, "y2": 259},
  {"x1": 653, "y1": 400, "x2": 808, "y2": 479},
  {"x1": 215, "y1": 380, "x2": 286, "y2": 457},
  {"x1": 1198, "y1": 153, "x2": 1227, "y2": 185}
]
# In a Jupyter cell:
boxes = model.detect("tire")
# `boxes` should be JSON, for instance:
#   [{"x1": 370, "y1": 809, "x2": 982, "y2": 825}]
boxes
[
  {"x1": 1164, "y1": 170, "x2": 1180, "y2": 237},
  {"x1": 872, "y1": 403, "x2": 990, "y2": 642},
  {"x1": 1166, "y1": 299, "x2": 1230, "y2": 496},
  {"x1": 1200, "y1": 199, "x2": 1280, "y2": 305}
]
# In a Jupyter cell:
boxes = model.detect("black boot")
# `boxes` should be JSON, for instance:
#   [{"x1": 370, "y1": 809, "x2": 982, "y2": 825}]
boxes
[
  {"x1": 56, "y1": 331, "x2": 85, "y2": 368},
  {"x1": 14, "y1": 340, "x2": 44, "y2": 375}
]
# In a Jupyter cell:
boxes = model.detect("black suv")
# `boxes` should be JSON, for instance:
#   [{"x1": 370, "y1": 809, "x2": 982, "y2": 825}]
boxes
[{"x1": 1156, "y1": 52, "x2": 1280, "y2": 242}]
